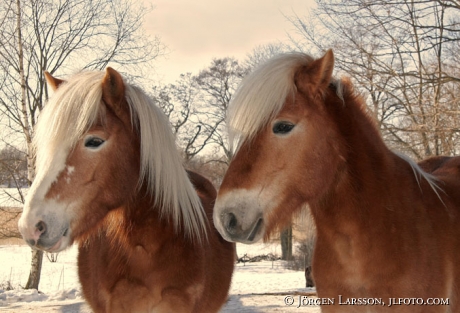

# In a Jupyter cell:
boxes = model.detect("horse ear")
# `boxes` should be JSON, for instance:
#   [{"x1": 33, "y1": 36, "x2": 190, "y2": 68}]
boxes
[
  {"x1": 296, "y1": 49, "x2": 334, "y2": 95},
  {"x1": 44, "y1": 72, "x2": 65, "y2": 91},
  {"x1": 101, "y1": 67, "x2": 126, "y2": 113}
]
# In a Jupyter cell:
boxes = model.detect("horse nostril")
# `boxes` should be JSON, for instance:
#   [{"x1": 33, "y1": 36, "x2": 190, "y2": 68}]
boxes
[
  {"x1": 35, "y1": 221, "x2": 47, "y2": 235},
  {"x1": 223, "y1": 212, "x2": 238, "y2": 234}
]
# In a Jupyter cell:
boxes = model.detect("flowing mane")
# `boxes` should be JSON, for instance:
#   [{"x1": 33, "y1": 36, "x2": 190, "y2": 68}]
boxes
[{"x1": 33, "y1": 71, "x2": 207, "y2": 240}]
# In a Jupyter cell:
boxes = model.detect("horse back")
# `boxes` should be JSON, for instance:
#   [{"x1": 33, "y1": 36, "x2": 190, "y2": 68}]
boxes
[
  {"x1": 420, "y1": 155, "x2": 460, "y2": 306},
  {"x1": 419, "y1": 154, "x2": 460, "y2": 225},
  {"x1": 419, "y1": 155, "x2": 460, "y2": 202},
  {"x1": 418, "y1": 155, "x2": 455, "y2": 173}
]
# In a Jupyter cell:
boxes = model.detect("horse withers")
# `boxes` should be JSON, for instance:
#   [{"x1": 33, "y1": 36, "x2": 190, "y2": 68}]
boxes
[
  {"x1": 213, "y1": 50, "x2": 460, "y2": 312},
  {"x1": 18, "y1": 68, "x2": 234, "y2": 313}
]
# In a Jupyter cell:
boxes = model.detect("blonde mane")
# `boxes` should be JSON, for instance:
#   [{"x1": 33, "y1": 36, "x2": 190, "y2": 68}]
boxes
[
  {"x1": 228, "y1": 52, "x2": 315, "y2": 149},
  {"x1": 34, "y1": 71, "x2": 207, "y2": 241}
]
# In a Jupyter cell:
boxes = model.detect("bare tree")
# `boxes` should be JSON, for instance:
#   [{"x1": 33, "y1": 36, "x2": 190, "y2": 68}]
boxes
[
  {"x1": 0, "y1": 0, "x2": 163, "y2": 290},
  {"x1": 194, "y1": 57, "x2": 249, "y2": 163},
  {"x1": 244, "y1": 42, "x2": 293, "y2": 69},
  {"x1": 288, "y1": 0, "x2": 460, "y2": 158},
  {"x1": 154, "y1": 58, "x2": 249, "y2": 167},
  {"x1": 0, "y1": 146, "x2": 26, "y2": 241},
  {"x1": 185, "y1": 154, "x2": 229, "y2": 187},
  {"x1": 154, "y1": 73, "x2": 216, "y2": 162},
  {"x1": 0, "y1": 146, "x2": 27, "y2": 189}
]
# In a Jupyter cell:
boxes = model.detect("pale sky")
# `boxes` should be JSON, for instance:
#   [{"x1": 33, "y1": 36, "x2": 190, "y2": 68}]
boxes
[{"x1": 144, "y1": 0, "x2": 316, "y2": 84}]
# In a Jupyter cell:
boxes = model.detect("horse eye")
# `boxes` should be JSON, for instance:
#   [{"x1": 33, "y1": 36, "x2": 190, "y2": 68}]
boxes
[
  {"x1": 273, "y1": 122, "x2": 295, "y2": 134},
  {"x1": 84, "y1": 137, "x2": 105, "y2": 148}
]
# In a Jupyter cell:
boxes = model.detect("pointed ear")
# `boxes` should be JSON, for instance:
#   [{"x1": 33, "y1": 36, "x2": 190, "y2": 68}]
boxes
[
  {"x1": 295, "y1": 49, "x2": 334, "y2": 95},
  {"x1": 101, "y1": 67, "x2": 126, "y2": 113},
  {"x1": 45, "y1": 71, "x2": 65, "y2": 91}
]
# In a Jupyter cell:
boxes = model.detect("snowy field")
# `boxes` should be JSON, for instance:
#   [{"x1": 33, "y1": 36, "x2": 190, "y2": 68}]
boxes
[{"x1": 0, "y1": 242, "x2": 320, "y2": 312}]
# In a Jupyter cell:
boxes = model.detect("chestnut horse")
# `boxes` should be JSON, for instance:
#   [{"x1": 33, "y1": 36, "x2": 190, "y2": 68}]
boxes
[
  {"x1": 18, "y1": 68, "x2": 234, "y2": 313},
  {"x1": 213, "y1": 50, "x2": 460, "y2": 312}
]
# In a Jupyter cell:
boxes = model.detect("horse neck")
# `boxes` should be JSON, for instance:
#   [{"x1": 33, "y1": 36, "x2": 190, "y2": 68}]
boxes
[
  {"x1": 83, "y1": 190, "x2": 199, "y2": 290},
  {"x1": 103, "y1": 187, "x2": 179, "y2": 254},
  {"x1": 310, "y1": 93, "x2": 409, "y2": 234}
]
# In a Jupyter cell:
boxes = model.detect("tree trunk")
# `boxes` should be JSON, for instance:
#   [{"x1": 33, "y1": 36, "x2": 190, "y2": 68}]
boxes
[
  {"x1": 25, "y1": 250, "x2": 43, "y2": 289},
  {"x1": 280, "y1": 226, "x2": 293, "y2": 260},
  {"x1": 15, "y1": 0, "x2": 43, "y2": 290}
]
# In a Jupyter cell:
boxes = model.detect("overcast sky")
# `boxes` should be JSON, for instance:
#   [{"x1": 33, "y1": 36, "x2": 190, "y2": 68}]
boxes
[{"x1": 144, "y1": 0, "x2": 316, "y2": 84}]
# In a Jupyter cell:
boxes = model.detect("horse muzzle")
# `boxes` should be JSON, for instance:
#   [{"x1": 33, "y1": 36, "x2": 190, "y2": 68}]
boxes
[
  {"x1": 213, "y1": 189, "x2": 267, "y2": 244},
  {"x1": 18, "y1": 207, "x2": 72, "y2": 253},
  {"x1": 219, "y1": 211, "x2": 265, "y2": 244}
]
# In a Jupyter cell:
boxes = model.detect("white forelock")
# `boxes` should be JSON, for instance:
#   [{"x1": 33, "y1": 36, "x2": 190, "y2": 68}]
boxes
[{"x1": 227, "y1": 52, "x2": 314, "y2": 150}]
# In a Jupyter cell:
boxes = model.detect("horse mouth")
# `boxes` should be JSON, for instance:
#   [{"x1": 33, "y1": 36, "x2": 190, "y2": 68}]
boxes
[
  {"x1": 48, "y1": 237, "x2": 64, "y2": 252},
  {"x1": 37, "y1": 228, "x2": 71, "y2": 253},
  {"x1": 47, "y1": 234, "x2": 70, "y2": 252},
  {"x1": 247, "y1": 218, "x2": 264, "y2": 242}
]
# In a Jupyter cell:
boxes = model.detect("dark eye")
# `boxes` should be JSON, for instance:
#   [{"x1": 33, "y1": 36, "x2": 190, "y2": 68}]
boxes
[
  {"x1": 273, "y1": 122, "x2": 295, "y2": 134},
  {"x1": 84, "y1": 137, "x2": 105, "y2": 148}
]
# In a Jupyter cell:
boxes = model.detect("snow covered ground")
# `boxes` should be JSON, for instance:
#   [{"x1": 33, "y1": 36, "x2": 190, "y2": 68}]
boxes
[{"x1": 0, "y1": 242, "x2": 320, "y2": 312}]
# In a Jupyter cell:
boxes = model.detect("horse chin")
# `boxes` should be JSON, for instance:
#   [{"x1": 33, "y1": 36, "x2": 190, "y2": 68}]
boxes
[
  {"x1": 48, "y1": 234, "x2": 72, "y2": 252},
  {"x1": 244, "y1": 217, "x2": 265, "y2": 244},
  {"x1": 36, "y1": 229, "x2": 72, "y2": 253},
  {"x1": 222, "y1": 217, "x2": 265, "y2": 244}
]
